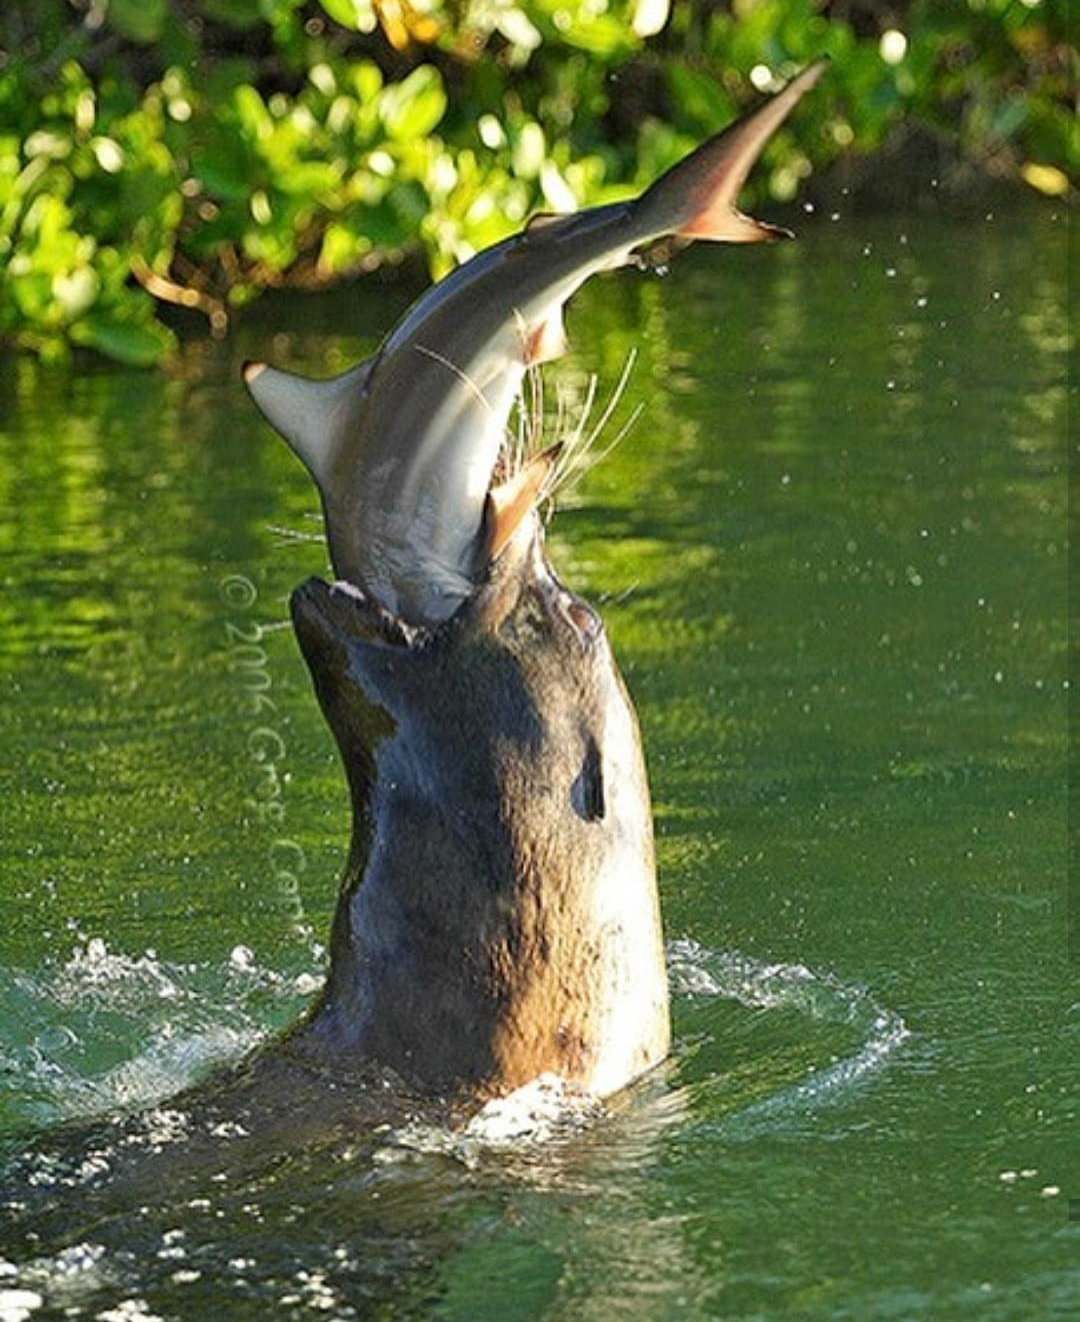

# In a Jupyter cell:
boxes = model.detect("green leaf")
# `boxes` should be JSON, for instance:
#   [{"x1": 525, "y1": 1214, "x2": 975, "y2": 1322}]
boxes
[
  {"x1": 106, "y1": 0, "x2": 167, "y2": 44},
  {"x1": 380, "y1": 67, "x2": 447, "y2": 142},
  {"x1": 199, "y1": 0, "x2": 263, "y2": 28},
  {"x1": 665, "y1": 64, "x2": 735, "y2": 135},
  {"x1": 191, "y1": 145, "x2": 254, "y2": 202},
  {"x1": 319, "y1": 219, "x2": 373, "y2": 273},
  {"x1": 534, "y1": 7, "x2": 634, "y2": 57},
  {"x1": 277, "y1": 161, "x2": 341, "y2": 197},
  {"x1": 73, "y1": 312, "x2": 174, "y2": 366},
  {"x1": 318, "y1": 0, "x2": 377, "y2": 33},
  {"x1": 233, "y1": 85, "x2": 273, "y2": 142},
  {"x1": 11, "y1": 273, "x2": 53, "y2": 319}
]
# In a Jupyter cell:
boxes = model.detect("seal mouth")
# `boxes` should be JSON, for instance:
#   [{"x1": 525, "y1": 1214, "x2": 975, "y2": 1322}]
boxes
[{"x1": 292, "y1": 576, "x2": 422, "y2": 651}]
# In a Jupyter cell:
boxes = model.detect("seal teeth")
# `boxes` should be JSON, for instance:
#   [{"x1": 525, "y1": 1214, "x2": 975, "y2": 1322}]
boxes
[
  {"x1": 329, "y1": 578, "x2": 368, "y2": 603},
  {"x1": 329, "y1": 579, "x2": 420, "y2": 647}
]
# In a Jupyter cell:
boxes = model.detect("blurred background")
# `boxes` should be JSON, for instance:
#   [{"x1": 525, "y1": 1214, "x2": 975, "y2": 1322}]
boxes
[{"x1": 0, "y1": 0, "x2": 1074, "y2": 366}]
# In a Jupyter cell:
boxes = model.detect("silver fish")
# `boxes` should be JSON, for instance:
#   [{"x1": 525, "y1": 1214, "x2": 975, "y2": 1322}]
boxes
[{"x1": 244, "y1": 60, "x2": 827, "y2": 627}]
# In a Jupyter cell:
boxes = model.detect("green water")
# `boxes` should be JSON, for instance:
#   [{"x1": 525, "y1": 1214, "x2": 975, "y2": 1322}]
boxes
[{"x1": 0, "y1": 201, "x2": 1073, "y2": 1320}]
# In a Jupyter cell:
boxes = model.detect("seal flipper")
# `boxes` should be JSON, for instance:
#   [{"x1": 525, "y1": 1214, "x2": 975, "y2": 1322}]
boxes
[{"x1": 243, "y1": 358, "x2": 375, "y2": 487}]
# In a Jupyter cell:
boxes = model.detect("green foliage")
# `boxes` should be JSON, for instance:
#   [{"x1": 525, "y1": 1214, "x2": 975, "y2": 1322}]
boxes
[{"x1": 0, "y1": 0, "x2": 1073, "y2": 364}]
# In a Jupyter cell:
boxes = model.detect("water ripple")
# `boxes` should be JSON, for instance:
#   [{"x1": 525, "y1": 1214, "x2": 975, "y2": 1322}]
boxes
[{"x1": 667, "y1": 938, "x2": 909, "y2": 1132}]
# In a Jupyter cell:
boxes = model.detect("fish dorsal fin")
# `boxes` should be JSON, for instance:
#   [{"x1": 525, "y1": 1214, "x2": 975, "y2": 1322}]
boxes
[
  {"x1": 242, "y1": 358, "x2": 374, "y2": 487},
  {"x1": 483, "y1": 443, "x2": 562, "y2": 562}
]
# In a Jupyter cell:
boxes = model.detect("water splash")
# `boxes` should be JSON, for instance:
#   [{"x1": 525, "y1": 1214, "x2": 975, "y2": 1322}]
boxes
[
  {"x1": 0, "y1": 938, "x2": 324, "y2": 1130},
  {"x1": 667, "y1": 938, "x2": 909, "y2": 1130},
  {"x1": 2, "y1": 934, "x2": 906, "y2": 1146},
  {"x1": 388, "y1": 1073, "x2": 605, "y2": 1171}
]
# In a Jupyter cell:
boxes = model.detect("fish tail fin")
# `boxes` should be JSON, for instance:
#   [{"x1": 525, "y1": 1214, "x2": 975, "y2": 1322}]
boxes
[
  {"x1": 242, "y1": 358, "x2": 374, "y2": 488},
  {"x1": 636, "y1": 59, "x2": 828, "y2": 245}
]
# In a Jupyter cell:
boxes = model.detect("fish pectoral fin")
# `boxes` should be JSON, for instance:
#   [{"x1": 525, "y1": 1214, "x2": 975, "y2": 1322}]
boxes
[
  {"x1": 483, "y1": 443, "x2": 563, "y2": 561},
  {"x1": 681, "y1": 207, "x2": 793, "y2": 244},
  {"x1": 637, "y1": 58, "x2": 828, "y2": 245},
  {"x1": 523, "y1": 309, "x2": 569, "y2": 366},
  {"x1": 242, "y1": 357, "x2": 375, "y2": 486}
]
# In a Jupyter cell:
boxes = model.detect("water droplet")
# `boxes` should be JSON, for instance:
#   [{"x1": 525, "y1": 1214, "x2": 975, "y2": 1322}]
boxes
[
  {"x1": 229, "y1": 944, "x2": 254, "y2": 971},
  {"x1": 879, "y1": 29, "x2": 908, "y2": 64}
]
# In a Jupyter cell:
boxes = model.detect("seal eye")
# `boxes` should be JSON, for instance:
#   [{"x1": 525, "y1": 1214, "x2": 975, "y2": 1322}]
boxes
[
  {"x1": 559, "y1": 594, "x2": 600, "y2": 645},
  {"x1": 571, "y1": 735, "x2": 605, "y2": 822}
]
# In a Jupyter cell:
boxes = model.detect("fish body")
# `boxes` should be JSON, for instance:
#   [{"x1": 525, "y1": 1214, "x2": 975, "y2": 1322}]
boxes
[{"x1": 245, "y1": 60, "x2": 827, "y2": 627}]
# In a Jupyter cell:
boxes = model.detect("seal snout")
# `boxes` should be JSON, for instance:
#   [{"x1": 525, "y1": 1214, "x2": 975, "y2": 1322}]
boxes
[{"x1": 291, "y1": 576, "x2": 418, "y2": 649}]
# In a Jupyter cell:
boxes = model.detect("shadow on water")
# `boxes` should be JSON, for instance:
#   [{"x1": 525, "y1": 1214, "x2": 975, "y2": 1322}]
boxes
[{"x1": 0, "y1": 201, "x2": 1074, "y2": 1319}]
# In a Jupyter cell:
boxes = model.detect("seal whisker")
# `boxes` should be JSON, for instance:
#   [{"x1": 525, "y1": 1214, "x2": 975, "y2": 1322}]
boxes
[
  {"x1": 548, "y1": 372, "x2": 599, "y2": 496},
  {"x1": 585, "y1": 399, "x2": 645, "y2": 474},
  {"x1": 581, "y1": 348, "x2": 638, "y2": 459},
  {"x1": 267, "y1": 523, "x2": 328, "y2": 547},
  {"x1": 413, "y1": 344, "x2": 495, "y2": 417},
  {"x1": 544, "y1": 348, "x2": 640, "y2": 501}
]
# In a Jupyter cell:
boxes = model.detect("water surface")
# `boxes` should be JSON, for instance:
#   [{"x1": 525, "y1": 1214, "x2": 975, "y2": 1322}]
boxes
[{"x1": 0, "y1": 201, "x2": 1073, "y2": 1320}]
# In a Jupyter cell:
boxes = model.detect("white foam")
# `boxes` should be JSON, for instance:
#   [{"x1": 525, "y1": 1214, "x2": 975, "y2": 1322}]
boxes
[
  {"x1": 463, "y1": 1072, "x2": 604, "y2": 1144},
  {"x1": 0, "y1": 1290, "x2": 43, "y2": 1322},
  {"x1": 386, "y1": 1072, "x2": 605, "y2": 1169},
  {"x1": 0, "y1": 939, "x2": 323, "y2": 1127},
  {"x1": 3, "y1": 1243, "x2": 110, "y2": 1320}
]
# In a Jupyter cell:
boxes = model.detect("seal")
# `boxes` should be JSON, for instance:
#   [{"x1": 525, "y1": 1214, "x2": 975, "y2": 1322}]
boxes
[
  {"x1": 1, "y1": 71, "x2": 831, "y2": 1269},
  {"x1": 279, "y1": 516, "x2": 668, "y2": 1098}
]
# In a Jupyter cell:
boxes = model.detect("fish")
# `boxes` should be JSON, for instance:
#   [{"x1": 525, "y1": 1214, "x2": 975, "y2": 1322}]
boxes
[{"x1": 244, "y1": 59, "x2": 827, "y2": 629}]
